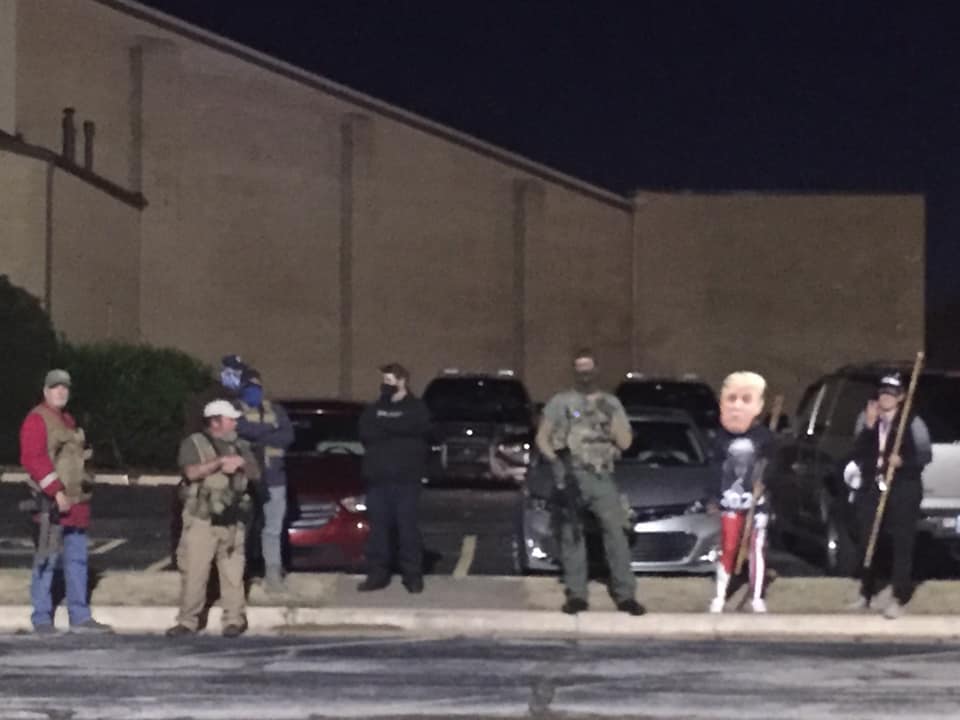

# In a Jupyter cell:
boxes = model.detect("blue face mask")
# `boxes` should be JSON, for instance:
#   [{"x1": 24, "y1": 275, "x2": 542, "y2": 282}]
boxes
[
  {"x1": 241, "y1": 385, "x2": 263, "y2": 407},
  {"x1": 221, "y1": 367, "x2": 242, "y2": 391}
]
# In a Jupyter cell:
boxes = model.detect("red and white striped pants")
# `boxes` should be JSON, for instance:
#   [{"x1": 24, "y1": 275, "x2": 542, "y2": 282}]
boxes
[{"x1": 720, "y1": 510, "x2": 767, "y2": 599}]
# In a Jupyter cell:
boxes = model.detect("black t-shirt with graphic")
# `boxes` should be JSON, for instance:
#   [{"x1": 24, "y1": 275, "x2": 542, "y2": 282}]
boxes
[{"x1": 712, "y1": 424, "x2": 775, "y2": 511}]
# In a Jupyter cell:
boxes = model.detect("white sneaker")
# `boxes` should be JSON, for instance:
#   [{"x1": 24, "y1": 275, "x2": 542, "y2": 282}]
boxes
[
  {"x1": 709, "y1": 597, "x2": 724, "y2": 614},
  {"x1": 883, "y1": 601, "x2": 904, "y2": 620},
  {"x1": 846, "y1": 595, "x2": 870, "y2": 611},
  {"x1": 751, "y1": 598, "x2": 767, "y2": 614}
]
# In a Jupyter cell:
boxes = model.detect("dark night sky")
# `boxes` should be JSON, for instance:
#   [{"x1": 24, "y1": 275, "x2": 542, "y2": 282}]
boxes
[{"x1": 138, "y1": 0, "x2": 960, "y2": 361}]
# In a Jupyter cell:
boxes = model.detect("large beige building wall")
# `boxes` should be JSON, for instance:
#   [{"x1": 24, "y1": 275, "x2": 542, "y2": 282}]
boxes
[
  {"x1": 525, "y1": 188, "x2": 633, "y2": 399},
  {"x1": 0, "y1": 152, "x2": 47, "y2": 300},
  {"x1": 0, "y1": 0, "x2": 16, "y2": 134},
  {"x1": 15, "y1": 0, "x2": 137, "y2": 187},
  {"x1": 633, "y1": 192, "x2": 925, "y2": 406},
  {"x1": 351, "y1": 117, "x2": 517, "y2": 394},
  {"x1": 136, "y1": 42, "x2": 346, "y2": 398},
  {"x1": 10, "y1": 0, "x2": 637, "y2": 399},
  {"x1": 6, "y1": 0, "x2": 927, "y2": 407},
  {"x1": 48, "y1": 169, "x2": 141, "y2": 342}
]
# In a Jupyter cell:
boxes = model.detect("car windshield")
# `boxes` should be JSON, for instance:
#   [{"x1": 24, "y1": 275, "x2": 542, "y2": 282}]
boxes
[
  {"x1": 915, "y1": 376, "x2": 960, "y2": 444},
  {"x1": 287, "y1": 412, "x2": 364, "y2": 455},
  {"x1": 615, "y1": 381, "x2": 719, "y2": 429},
  {"x1": 424, "y1": 378, "x2": 531, "y2": 423},
  {"x1": 621, "y1": 419, "x2": 707, "y2": 466}
]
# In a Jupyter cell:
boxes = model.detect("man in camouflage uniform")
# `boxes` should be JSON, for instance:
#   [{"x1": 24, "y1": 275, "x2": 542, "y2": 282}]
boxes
[
  {"x1": 167, "y1": 400, "x2": 261, "y2": 638},
  {"x1": 535, "y1": 349, "x2": 644, "y2": 616}
]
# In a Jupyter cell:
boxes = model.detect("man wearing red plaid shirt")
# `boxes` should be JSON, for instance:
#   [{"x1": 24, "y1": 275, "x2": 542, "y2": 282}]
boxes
[{"x1": 19, "y1": 369, "x2": 111, "y2": 634}]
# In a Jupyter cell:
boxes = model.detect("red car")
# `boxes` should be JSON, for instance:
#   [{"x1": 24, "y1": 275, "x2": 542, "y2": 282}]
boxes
[{"x1": 281, "y1": 399, "x2": 369, "y2": 571}]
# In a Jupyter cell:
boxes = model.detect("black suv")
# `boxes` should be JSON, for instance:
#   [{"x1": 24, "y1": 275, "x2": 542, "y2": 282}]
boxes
[
  {"x1": 768, "y1": 362, "x2": 960, "y2": 574},
  {"x1": 423, "y1": 371, "x2": 535, "y2": 485},
  {"x1": 615, "y1": 374, "x2": 720, "y2": 438}
]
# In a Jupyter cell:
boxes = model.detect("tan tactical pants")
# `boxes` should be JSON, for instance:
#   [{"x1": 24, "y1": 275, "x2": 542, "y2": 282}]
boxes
[{"x1": 176, "y1": 517, "x2": 246, "y2": 630}]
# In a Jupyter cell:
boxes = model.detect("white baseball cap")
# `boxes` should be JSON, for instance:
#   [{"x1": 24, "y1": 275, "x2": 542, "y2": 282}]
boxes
[{"x1": 203, "y1": 399, "x2": 242, "y2": 419}]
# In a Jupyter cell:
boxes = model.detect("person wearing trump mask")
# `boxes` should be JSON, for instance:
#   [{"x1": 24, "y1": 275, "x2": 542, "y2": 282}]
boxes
[{"x1": 709, "y1": 371, "x2": 776, "y2": 614}]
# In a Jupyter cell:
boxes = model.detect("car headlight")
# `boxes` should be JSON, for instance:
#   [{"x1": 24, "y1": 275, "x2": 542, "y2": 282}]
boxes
[
  {"x1": 497, "y1": 441, "x2": 532, "y2": 465},
  {"x1": 684, "y1": 499, "x2": 707, "y2": 515},
  {"x1": 340, "y1": 495, "x2": 367, "y2": 513}
]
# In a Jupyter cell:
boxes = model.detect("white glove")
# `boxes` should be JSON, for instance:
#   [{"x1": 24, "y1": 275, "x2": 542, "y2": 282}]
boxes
[
  {"x1": 753, "y1": 512, "x2": 769, "y2": 530},
  {"x1": 843, "y1": 461, "x2": 862, "y2": 490}
]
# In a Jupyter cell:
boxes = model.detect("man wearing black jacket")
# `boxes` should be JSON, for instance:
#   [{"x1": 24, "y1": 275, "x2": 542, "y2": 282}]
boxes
[
  {"x1": 848, "y1": 373, "x2": 932, "y2": 619},
  {"x1": 357, "y1": 363, "x2": 431, "y2": 593}
]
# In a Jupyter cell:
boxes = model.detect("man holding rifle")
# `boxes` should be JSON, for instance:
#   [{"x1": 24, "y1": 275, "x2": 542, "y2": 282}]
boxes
[
  {"x1": 19, "y1": 369, "x2": 112, "y2": 634},
  {"x1": 847, "y1": 372, "x2": 931, "y2": 619},
  {"x1": 535, "y1": 349, "x2": 644, "y2": 616}
]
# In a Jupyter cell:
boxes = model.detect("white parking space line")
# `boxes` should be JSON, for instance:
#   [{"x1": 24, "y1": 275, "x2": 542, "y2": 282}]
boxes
[
  {"x1": 0, "y1": 538, "x2": 36, "y2": 556},
  {"x1": 452, "y1": 534, "x2": 477, "y2": 578},
  {"x1": 144, "y1": 556, "x2": 172, "y2": 573},
  {"x1": 89, "y1": 538, "x2": 127, "y2": 555}
]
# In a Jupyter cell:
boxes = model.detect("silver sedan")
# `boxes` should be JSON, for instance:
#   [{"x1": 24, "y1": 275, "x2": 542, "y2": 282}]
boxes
[{"x1": 514, "y1": 408, "x2": 720, "y2": 574}]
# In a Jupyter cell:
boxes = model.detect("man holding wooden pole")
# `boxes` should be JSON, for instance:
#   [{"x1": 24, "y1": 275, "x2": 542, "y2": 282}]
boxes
[{"x1": 847, "y1": 365, "x2": 931, "y2": 619}]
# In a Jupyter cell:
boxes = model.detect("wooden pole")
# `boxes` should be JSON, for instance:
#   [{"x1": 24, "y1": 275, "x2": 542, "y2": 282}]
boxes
[
  {"x1": 733, "y1": 394, "x2": 783, "y2": 575},
  {"x1": 862, "y1": 351, "x2": 925, "y2": 570}
]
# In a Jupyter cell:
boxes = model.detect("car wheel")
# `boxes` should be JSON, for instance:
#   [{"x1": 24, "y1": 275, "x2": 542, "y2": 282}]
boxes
[{"x1": 820, "y1": 488, "x2": 857, "y2": 576}]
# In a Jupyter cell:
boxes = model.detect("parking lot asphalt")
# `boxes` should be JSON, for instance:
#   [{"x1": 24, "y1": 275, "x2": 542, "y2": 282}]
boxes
[
  {"x1": 0, "y1": 482, "x2": 955, "y2": 581},
  {"x1": 2, "y1": 634, "x2": 960, "y2": 719},
  {"x1": 0, "y1": 482, "x2": 819, "y2": 578}
]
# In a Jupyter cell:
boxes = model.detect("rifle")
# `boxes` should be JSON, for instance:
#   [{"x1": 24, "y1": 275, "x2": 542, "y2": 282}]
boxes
[
  {"x1": 733, "y1": 394, "x2": 782, "y2": 575},
  {"x1": 863, "y1": 351, "x2": 924, "y2": 570},
  {"x1": 20, "y1": 479, "x2": 63, "y2": 565},
  {"x1": 548, "y1": 449, "x2": 584, "y2": 543}
]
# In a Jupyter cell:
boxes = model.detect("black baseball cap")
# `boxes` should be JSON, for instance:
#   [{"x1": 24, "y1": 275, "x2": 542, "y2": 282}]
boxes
[
  {"x1": 221, "y1": 354, "x2": 246, "y2": 370},
  {"x1": 878, "y1": 373, "x2": 904, "y2": 394}
]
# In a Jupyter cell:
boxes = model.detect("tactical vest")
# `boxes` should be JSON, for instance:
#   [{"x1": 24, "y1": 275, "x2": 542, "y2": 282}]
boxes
[
  {"x1": 33, "y1": 405, "x2": 92, "y2": 503},
  {"x1": 558, "y1": 393, "x2": 619, "y2": 473},
  {"x1": 242, "y1": 399, "x2": 285, "y2": 469},
  {"x1": 180, "y1": 433, "x2": 252, "y2": 525}
]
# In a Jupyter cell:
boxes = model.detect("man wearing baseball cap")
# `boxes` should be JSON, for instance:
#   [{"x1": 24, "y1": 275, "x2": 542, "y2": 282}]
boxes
[
  {"x1": 19, "y1": 369, "x2": 111, "y2": 634},
  {"x1": 182, "y1": 354, "x2": 247, "y2": 436},
  {"x1": 847, "y1": 372, "x2": 932, "y2": 618},
  {"x1": 236, "y1": 368, "x2": 294, "y2": 593},
  {"x1": 167, "y1": 398, "x2": 261, "y2": 638}
]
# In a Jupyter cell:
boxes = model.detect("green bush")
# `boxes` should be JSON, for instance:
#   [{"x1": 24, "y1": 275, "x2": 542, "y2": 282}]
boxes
[
  {"x1": 0, "y1": 276, "x2": 58, "y2": 464},
  {"x1": 55, "y1": 342, "x2": 215, "y2": 471}
]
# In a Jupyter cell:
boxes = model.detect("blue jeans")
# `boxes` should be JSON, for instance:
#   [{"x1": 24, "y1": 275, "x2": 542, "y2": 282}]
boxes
[
  {"x1": 31, "y1": 528, "x2": 91, "y2": 628},
  {"x1": 261, "y1": 485, "x2": 287, "y2": 572}
]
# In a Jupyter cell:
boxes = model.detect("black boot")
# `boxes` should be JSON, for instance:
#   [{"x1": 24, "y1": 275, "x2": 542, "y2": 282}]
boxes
[
  {"x1": 402, "y1": 576, "x2": 424, "y2": 594},
  {"x1": 562, "y1": 597, "x2": 589, "y2": 615},
  {"x1": 616, "y1": 599, "x2": 646, "y2": 616},
  {"x1": 357, "y1": 575, "x2": 391, "y2": 592}
]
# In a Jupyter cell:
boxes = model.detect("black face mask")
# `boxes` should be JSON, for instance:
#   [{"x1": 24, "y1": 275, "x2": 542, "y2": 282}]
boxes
[
  {"x1": 380, "y1": 383, "x2": 397, "y2": 402},
  {"x1": 574, "y1": 370, "x2": 597, "y2": 393}
]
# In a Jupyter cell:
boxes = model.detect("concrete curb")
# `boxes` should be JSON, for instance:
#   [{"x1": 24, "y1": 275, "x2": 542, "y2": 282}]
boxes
[
  {"x1": 0, "y1": 472, "x2": 180, "y2": 486},
  {"x1": 3, "y1": 605, "x2": 960, "y2": 639}
]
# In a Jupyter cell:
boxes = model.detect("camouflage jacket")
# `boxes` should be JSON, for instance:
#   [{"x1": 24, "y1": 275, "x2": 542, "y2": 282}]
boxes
[{"x1": 540, "y1": 390, "x2": 631, "y2": 473}]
